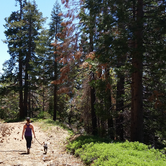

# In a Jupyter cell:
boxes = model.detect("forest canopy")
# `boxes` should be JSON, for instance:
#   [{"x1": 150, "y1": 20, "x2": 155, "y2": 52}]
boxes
[{"x1": 1, "y1": 0, "x2": 166, "y2": 147}]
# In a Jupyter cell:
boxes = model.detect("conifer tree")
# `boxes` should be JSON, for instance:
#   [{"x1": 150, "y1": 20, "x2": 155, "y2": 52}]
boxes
[
  {"x1": 16, "y1": 0, "x2": 27, "y2": 118},
  {"x1": 22, "y1": 1, "x2": 45, "y2": 116},
  {"x1": 47, "y1": 0, "x2": 166, "y2": 144},
  {"x1": 3, "y1": 0, "x2": 46, "y2": 118},
  {"x1": 49, "y1": 1, "x2": 63, "y2": 121},
  {"x1": 3, "y1": 0, "x2": 27, "y2": 118}
]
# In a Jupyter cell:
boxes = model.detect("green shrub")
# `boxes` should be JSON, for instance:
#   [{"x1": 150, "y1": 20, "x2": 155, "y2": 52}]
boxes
[
  {"x1": 37, "y1": 111, "x2": 51, "y2": 119},
  {"x1": 67, "y1": 136, "x2": 166, "y2": 166}
]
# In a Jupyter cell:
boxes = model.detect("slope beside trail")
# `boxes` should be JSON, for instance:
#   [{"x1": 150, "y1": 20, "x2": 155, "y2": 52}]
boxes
[{"x1": 0, "y1": 121, "x2": 84, "y2": 166}]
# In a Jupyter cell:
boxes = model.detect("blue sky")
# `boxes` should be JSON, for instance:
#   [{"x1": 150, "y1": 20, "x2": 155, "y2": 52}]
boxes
[{"x1": 0, "y1": 0, "x2": 61, "y2": 74}]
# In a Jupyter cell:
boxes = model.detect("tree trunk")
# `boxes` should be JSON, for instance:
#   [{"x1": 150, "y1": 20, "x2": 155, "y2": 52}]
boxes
[
  {"x1": 24, "y1": 16, "x2": 32, "y2": 117},
  {"x1": 24, "y1": 61, "x2": 28, "y2": 117},
  {"x1": 43, "y1": 87, "x2": 45, "y2": 112},
  {"x1": 28, "y1": 88, "x2": 31, "y2": 117},
  {"x1": 116, "y1": 72, "x2": 124, "y2": 141},
  {"x1": 19, "y1": 52, "x2": 24, "y2": 118},
  {"x1": 18, "y1": 0, "x2": 24, "y2": 119},
  {"x1": 53, "y1": 74, "x2": 57, "y2": 121},
  {"x1": 89, "y1": 7, "x2": 97, "y2": 135},
  {"x1": 105, "y1": 68, "x2": 114, "y2": 139},
  {"x1": 90, "y1": 73, "x2": 97, "y2": 135},
  {"x1": 53, "y1": 21, "x2": 58, "y2": 121},
  {"x1": 131, "y1": 0, "x2": 143, "y2": 142}
]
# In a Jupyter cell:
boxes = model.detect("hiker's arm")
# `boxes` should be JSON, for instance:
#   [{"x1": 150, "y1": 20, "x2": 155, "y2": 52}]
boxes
[
  {"x1": 31, "y1": 125, "x2": 36, "y2": 138},
  {"x1": 22, "y1": 125, "x2": 25, "y2": 139}
]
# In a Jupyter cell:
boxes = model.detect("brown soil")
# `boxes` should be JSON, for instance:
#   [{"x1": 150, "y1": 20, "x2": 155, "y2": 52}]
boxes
[{"x1": 0, "y1": 122, "x2": 84, "y2": 166}]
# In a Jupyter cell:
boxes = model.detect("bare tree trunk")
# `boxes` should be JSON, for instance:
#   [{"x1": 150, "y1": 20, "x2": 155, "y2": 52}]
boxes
[
  {"x1": 89, "y1": 7, "x2": 97, "y2": 135},
  {"x1": 53, "y1": 77, "x2": 57, "y2": 121},
  {"x1": 131, "y1": 0, "x2": 143, "y2": 142},
  {"x1": 28, "y1": 88, "x2": 30, "y2": 117},
  {"x1": 31, "y1": 91, "x2": 33, "y2": 117},
  {"x1": 90, "y1": 73, "x2": 97, "y2": 135},
  {"x1": 24, "y1": 62, "x2": 28, "y2": 117},
  {"x1": 19, "y1": 52, "x2": 24, "y2": 118},
  {"x1": 53, "y1": 21, "x2": 58, "y2": 121},
  {"x1": 24, "y1": 16, "x2": 32, "y2": 117},
  {"x1": 116, "y1": 71, "x2": 124, "y2": 141},
  {"x1": 43, "y1": 87, "x2": 45, "y2": 112},
  {"x1": 105, "y1": 68, "x2": 113, "y2": 139},
  {"x1": 18, "y1": 0, "x2": 24, "y2": 119}
]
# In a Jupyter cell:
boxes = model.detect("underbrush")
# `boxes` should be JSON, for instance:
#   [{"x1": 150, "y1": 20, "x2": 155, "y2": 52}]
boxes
[
  {"x1": 67, "y1": 136, "x2": 166, "y2": 166},
  {"x1": 32, "y1": 118, "x2": 74, "y2": 136},
  {"x1": 5, "y1": 118, "x2": 24, "y2": 123}
]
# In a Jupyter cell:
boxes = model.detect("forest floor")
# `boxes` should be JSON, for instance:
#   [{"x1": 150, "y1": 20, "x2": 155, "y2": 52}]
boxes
[{"x1": 0, "y1": 121, "x2": 84, "y2": 166}]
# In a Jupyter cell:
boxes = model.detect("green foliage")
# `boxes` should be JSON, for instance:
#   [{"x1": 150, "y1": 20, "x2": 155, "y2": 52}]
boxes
[
  {"x1": 1, "y1": 0, "x2": 166, "y2": 154},
  {"x1": 67, "y1": 136, "x2": 110, "y2": 153},
  {"x1": 2, "y1": 0, "x2": 47, "y2": 119},
  {"x1": 34, "y1": 118, "x2": 73, "y2": 135},
  {"x1": 67, "y1": 136, "x2": 166, "y2": 166},
  {"x1": 1, "y1": 0, "x2": 66, "y2": 121},
  {"x1": 0, "y1": 85, "x2": 19, "y2": 120},
  {"x1": 37, "y1": 111, "x2": 51, "y2": 119}
]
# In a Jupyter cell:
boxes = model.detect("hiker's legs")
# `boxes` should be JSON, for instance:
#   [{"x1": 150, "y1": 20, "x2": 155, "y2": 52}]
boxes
[{"x1": 25, "y1": 136, "x2": 32, "y2": 149}]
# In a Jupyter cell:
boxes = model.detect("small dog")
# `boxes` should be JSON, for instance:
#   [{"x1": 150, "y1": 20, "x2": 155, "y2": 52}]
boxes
[{"x1": 43, "y1": 142, "x2": 48, "y2": 154}]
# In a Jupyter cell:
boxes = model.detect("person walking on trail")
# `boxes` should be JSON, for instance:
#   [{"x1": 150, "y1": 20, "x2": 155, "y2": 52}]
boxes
[{"x1": 22, "y1": 117, "x2": 36, "y2": 154}]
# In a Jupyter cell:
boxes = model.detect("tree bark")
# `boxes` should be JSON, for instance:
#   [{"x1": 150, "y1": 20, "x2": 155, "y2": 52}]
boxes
[
  {"x1": 89, "y1": 7, "x2": 97, "y2": 135},
  {"x1": 53, "y1": 61, "x2": 57, "y2": 121},
  {"x1": 105, "y1": 68, "x2": 114, "y2": 139},
  {"x1": 53, "y1": 21, "x2": 58, "y2": 121},
  {"x1": 43, "y1": 87, "x2": 45, "y2": 112},
  {"x1": 116, "y1": 71, "x2": 124, "y2": 141},
  {"x1": 90, "y1": 73, "x2": 97, "y2": 135},
  {"x1": 131, "y1": 0, "x2": 143, "y2": 142},
  {"x1": 24, "y1": 16, "x2": 32, "y2": 117},
  {"x1": 19, "y1": 51, "x2": 24, "y2": 118},
  {"x1": 18, "y1": 0, "x2": 24, "y2": 119}
]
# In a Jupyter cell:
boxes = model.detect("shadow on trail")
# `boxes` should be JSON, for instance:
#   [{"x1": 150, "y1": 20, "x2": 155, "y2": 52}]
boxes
[
  {"x1": 0, "y1": 150, "x2": 25, "y2": 153},
  {"x1": 20, "y1": 152, "x2": 29, "y2": 155}
]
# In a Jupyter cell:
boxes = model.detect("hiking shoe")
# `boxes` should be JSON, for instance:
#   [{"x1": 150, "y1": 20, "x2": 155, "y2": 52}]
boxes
[{"x1": 27, "y1": 148, "x2": 30, "y2": 154}]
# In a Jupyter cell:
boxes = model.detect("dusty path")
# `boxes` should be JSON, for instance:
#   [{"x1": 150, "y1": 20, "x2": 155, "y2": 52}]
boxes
[{"x1": 0, "y1": 122, "x2": 84, "y2": 166}]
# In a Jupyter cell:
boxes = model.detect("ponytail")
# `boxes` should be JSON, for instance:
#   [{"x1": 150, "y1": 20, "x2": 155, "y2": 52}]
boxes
[{"x1": 26, "y1": 117, "x2": 30, "y2": 123}]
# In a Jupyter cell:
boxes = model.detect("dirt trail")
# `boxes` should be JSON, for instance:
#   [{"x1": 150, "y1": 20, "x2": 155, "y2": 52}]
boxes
[{"x1": 0, "y1": 122, "x2": 84, "y2": 166}]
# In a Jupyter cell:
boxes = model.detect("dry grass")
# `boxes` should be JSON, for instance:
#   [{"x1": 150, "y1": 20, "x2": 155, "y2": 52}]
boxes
[
  {"x1": 0, "y1": 123, "x2": 12, "y2": 143},
  {"x1": 0, "y1": 123, "x2": 12, "y2": 137}
]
